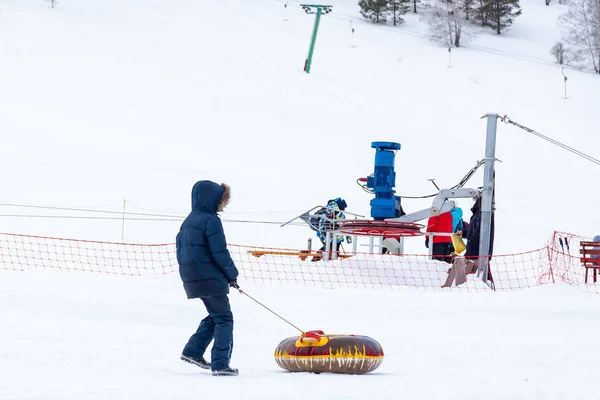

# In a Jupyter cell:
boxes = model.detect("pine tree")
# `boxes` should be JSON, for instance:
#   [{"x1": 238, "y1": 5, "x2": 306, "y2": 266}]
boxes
[
  {"x1": 388, "y1": 0, "x2": 410, "y2": 25},
  {"x1": 487, "y1": 0, "x2": 522, "y2": 34},
  {"x1": 412, "y1": 0, "x2": 421, "y2": 13},
  {"x1": 463, "y1": 0, "x2": 476, "y2": 20},
  {"x1": 359, "y1": 0, "x2": 390, "y2": 23},
  {"x1": 476, "y1": 0, "x2": 491, "y2": 26}
]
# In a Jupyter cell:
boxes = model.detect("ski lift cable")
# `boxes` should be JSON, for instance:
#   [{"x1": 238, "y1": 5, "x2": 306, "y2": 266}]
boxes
[
  {"x1": 0, "y1": 212, "x2": 307, "y2": 226},
  {"x1": 501, "y1": 115, "x2": 600, "y2": 167},
  {"x1": 0, "y1": 203, "x2": 307, "y2": 226}
]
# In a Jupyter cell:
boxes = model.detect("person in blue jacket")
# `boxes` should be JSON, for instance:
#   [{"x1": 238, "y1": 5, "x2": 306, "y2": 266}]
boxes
[
  {"x1": 311, "y1": 198, "x2": 352, "y2": 261},
  {"x1": 463, "y1": 195, "x2": 495, "y2": 284},
  {"x1": 176, "y1": 180, "x2": 240, "y2": 376},
  {"x1": 450, "y1": 207, "x2": 463, "y2": 235}
]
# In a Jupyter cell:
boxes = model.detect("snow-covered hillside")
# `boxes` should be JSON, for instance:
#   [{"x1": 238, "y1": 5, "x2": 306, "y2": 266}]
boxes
[
  {"x1": 1, "y1": 0, "x2": 599, "y2": 254},
  {"x1": 2, "y1": 1, "x2": 600, "y2": 399}
]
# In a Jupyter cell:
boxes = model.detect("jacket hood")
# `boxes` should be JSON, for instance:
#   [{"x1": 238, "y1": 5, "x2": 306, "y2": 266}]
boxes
[
  {"x1": 191, "y1": 180, "x2": 227, "y2": 213},
  {"x1": 450, "y1": 207, "x2": 463, "y2": 231},
  {"x1": 450, "y1": 207, "x2": 463, "y2": 220},
  {"x1": 471, "y1": 196, "x2": 482, "y2": 214}
]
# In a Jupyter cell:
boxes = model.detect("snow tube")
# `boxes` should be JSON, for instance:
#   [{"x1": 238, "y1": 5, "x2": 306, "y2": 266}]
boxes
[{"x1": 274, "y1": 330, "x2": 384, "y2": 374}]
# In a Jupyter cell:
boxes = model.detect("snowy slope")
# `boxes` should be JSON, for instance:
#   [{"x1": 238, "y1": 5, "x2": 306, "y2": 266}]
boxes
[
  {"x1": 2, "y1": 1, "x2": 600, "y2": 398},
  {"x1": 2, "y1": 270, "x2": 600, "y2": 400},
  {"x1": 1, "y1": 0, "x2": 599, "y2": 255}
]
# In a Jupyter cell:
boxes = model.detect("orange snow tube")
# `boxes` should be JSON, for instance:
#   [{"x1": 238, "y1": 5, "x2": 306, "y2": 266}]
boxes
[{"x1": 274, "y1": 330, "x2": 384, "y2": 374}]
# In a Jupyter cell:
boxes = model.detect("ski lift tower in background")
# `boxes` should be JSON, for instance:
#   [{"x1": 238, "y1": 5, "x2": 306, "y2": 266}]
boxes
[{"x1": 300, "y1": 4, "x2": 332, "y2": 73}]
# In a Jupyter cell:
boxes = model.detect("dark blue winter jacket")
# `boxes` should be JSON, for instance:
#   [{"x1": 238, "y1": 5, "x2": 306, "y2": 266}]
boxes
[
  {"x1": 465, "y1": 198, "x2": 495, "y2": 259},
  {"x1": 176, "y1": 180, "x2": 239, "y2": 299}
]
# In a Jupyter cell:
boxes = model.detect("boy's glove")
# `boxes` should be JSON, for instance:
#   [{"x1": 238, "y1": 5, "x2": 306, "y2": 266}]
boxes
[{"x1": 229, "y1": 278, "x2": 240, "y2": 290}]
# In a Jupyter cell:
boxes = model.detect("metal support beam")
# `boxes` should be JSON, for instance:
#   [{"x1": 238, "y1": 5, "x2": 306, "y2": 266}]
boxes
[
  {"x1": 324, "y1": 231, "x2": 331, "y2": 261},
  {"x1": 431, "y1": 188, "x2": 480, "y2": 215},
  {"x1": 391, "y1": 201, "x2": 456, "y2": 223},
  {"x1": 478, "y1": 113, "x2": 499, "y2": 286}
]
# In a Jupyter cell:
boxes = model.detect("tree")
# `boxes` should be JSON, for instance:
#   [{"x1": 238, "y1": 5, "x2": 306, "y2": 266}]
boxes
[
  {"x1": 483, "y1": 0, "x2": 522, "y2": 34},
  {"x1": 359, "y1": 0, "x2": 391, "y2": 23},
  {"x1": 550, "y1": 41, "x2": 567, "y2": 64},
  {"x1": 475, "y1": 0, "x2": 490, "y2": 26},
  {"x1": 426, "y1": 0, "x2": 472, "y2": 47},
  {"x1": 463, "y1": 0, "x2": 476, "y2": 20},
  {"x1": 413, "y1": 0, "x2": 421, "y2": 13},
  {"x1": 388, "y1": 0, "x2": 410, "y2": 25},
  {"x1": 47, "y1": 0, "x2": 57, "y2": 8},
  {"x1": 559, "y1": 0, "x2": 600, "y2": 73}
]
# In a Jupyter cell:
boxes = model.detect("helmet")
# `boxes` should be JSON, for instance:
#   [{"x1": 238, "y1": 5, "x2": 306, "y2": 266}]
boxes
[{"x1": 334, "y1": 197, "x2": 347, "y2": 210}]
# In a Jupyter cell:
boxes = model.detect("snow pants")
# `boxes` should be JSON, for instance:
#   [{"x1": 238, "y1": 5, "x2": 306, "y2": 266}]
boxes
[
  {"x1": 182, "y1": 294, "x2": 234, "y2": 371},
  {"x1": 431, "y1": 242, "x2": 453, "y2": 264}
]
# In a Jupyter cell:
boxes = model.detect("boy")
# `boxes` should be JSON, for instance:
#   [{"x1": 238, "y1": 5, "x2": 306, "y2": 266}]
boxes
[{"x1": 176, "y1": 180, "x2": 240, "y2": 376}]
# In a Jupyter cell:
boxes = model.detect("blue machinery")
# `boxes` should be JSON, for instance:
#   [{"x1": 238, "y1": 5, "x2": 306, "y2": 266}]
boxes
[{"x1": 363, "y1": 142, "x2": 403, "y2": 220}]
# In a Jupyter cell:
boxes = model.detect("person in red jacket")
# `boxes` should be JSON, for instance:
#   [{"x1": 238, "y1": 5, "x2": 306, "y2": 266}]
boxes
[{"x1": 425, "y1": 211, "x2": 453, "y2": 264}]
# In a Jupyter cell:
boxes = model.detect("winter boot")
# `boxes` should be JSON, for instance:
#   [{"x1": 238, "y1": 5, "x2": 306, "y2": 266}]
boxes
[
  {"x1": 181, "y1": 354, "x2": 211, "y2": 369},
  {"x1": 212, "y1": 367, "x2": 239, "y2": 376}
]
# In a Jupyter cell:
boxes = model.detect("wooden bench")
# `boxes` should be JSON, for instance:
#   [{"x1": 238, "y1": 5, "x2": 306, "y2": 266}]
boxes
[
  {"x1": 580, "y1": 241, "x2": 600, "y2": 283},
  {"x1": 248, "y1": 250, "x2": 352, "y2": 261}
]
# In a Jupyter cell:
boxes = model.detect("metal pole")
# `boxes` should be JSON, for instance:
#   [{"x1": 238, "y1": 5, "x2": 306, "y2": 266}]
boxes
[
  {"x1": 428, "y1": 234, "x2": 433, "y2": 257},
  {"x1": 304, "y1": 7, "x2": 323, "y2": 73},
  {"x1": 121, "y1": 199, "x2": 126, "y2": 240},
  {"x1": 332, "y1": 232, "x2": 338, "y2": 260},
  {"x1": 562, "y1": 68, "x2": 568, "y2": 99},
  {"x1": 324, "y1": 231, "x2": 331, "y2": 261},
  {"x1": 478, "y1": 113, "x2": 499, "y2": 284}
]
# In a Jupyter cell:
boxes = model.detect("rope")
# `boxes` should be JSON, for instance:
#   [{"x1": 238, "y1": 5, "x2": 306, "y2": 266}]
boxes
[
  {"x1": 501, "y1": 115, "x2": 600, "y2": 167},
  {"x1": 237, "y1": 289, "x2": 305, "y2": 335}
]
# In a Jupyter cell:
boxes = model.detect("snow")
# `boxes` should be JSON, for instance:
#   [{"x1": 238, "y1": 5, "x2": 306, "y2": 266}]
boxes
[
  {"x1": 2, "y1": 270, "x2": 600, "y2": 399},
  {"x1": 1, "y1": 0, "x2": 600, "y2": 397},
  {"x1": 0, "y1": 0, "x2": 599, "y2": 253}
]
